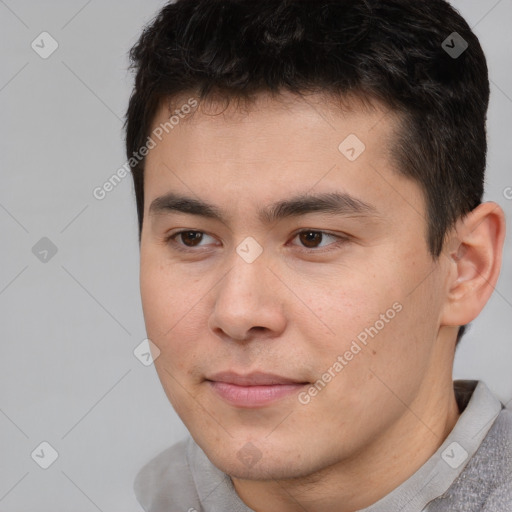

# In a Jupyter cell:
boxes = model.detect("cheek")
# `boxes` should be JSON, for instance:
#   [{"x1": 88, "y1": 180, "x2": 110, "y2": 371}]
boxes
[
  {"x1": 140, "y1": 264, "x2": 173, "y2": 340},
  {"x1": 140, "y1": 254, "x2": 212, "y2": 371},
  {"x1": 304, "y1": 258, "x2": 428, "y2": 387},
  {"x1": 140, "y1": 256, "x2": 189, "y2": 342},
  {"x1": 308, "y1": 270, "x2": 400, "y2": 346}
]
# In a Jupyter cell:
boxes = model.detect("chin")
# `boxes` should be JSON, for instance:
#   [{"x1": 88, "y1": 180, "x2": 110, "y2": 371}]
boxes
[
  {"x1": 196, "y1": 434, "x2": 313, "y2": 481},
  {"x1": 211, "y1": 454, "x2": 303, "y2": 481}
]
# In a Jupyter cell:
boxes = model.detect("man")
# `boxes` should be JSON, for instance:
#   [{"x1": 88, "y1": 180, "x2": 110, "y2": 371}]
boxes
[{"x1": 125, "y1": 0, "x2": 511, "y2": 510}]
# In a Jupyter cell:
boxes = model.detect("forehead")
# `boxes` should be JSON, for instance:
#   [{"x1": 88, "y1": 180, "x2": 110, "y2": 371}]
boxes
[
  {"x1": 151, "y1": 89, "x2": 392, "y2": 139},
  {"x1": 143, "y1": 90, "x2": 424, "y2": 228},
  {"x1": 146, "y1": 90, "x2": 396, "y2": 176}
]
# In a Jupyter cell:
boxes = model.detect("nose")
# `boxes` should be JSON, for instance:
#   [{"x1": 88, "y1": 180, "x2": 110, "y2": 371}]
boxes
[{"x1": 208, "y1": 251, "x2": 287, "y2": 343}]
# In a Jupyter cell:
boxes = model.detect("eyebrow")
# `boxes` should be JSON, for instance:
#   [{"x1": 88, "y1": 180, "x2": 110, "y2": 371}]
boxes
[{"x1": 149, "y1": 191, "x2": 377, "y2": 224}]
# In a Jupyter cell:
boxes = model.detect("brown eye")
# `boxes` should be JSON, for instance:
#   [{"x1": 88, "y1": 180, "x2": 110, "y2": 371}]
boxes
[
  {"x1": 291, "y1": 230, "x2": 348, "y2": 252},
  {"x1": 178, "y1": 231, "x2": 203, "y2": 247},
  {"x1": 166, "y1": 230, "x2": 218, "y2": 253},
  {"x1": 298, "y1": 230, "x2": 324, "y2": 248}
]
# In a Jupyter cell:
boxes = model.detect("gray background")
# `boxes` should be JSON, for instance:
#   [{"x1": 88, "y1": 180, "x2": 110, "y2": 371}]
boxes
[{"x1": 0, "y1": 1, "x2": 510, "y2": 510}]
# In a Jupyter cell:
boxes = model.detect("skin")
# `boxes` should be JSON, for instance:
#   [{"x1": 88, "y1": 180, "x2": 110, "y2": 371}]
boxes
[{"x1": 139, "y1": 90, "x2": 505, "y2": 512}]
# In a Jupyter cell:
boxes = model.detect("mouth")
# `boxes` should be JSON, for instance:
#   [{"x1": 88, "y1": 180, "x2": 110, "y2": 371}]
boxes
[{"x1": 205, "y1": 371, "x2": 309, "y2": 408}]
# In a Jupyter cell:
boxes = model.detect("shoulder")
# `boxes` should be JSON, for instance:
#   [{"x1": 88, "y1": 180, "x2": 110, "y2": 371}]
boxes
[
  {"x1": 480, "y1": 406, "x2": 512, "y2": 472},
  {"x1": 480, "y1": 408, "x2": 512, "y2": 509},
  {"x1": 427, "y1": 406, "x2": 512, "y2": 512},
  {"x1": 489, "y1": 406, "x2": 512, "y2": 437},
  {"x1": 133, "y1": 436, "x2": 202, "y2": 512},
  {"x1": 460, "y1": 407, "x2": 512, "y2": 510},
  {"x1": 482, "y1": 481, "x2": 512, "y2": 511}
]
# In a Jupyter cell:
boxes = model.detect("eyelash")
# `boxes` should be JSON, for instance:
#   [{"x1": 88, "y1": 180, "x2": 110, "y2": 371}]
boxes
[{"x1": 164, "y1": 229, "x2": 349, "y2": 254}]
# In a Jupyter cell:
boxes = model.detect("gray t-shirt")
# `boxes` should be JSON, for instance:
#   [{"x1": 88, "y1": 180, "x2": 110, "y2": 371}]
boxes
[{"x1": 134, "y1": 380, "x2": 512, "y2": 511}]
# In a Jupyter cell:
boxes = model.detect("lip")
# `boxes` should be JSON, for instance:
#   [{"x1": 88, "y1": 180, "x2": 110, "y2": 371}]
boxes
[
  {"x1": 206, "y1": 371, "x2": 309, "y2": 408},
  {"x1": 207, "y1": 371, "x2": 307, "y2": 386}
]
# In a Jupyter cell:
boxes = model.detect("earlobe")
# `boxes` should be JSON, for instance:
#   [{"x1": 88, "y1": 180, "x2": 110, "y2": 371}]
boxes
[{"x1": 441, "y1": 202, "x2": 506, "y2": 327}]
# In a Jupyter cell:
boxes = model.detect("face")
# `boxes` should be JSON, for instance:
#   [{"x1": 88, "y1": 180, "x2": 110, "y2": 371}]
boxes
[{"x1": 140, "y1": 91, "x2": 452, "y2": 480}]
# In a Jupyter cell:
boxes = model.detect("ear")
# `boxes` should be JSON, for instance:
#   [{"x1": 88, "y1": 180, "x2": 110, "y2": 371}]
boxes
[{"x1": 440, "y1": 202, "x2": 506, "y2": 327}]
